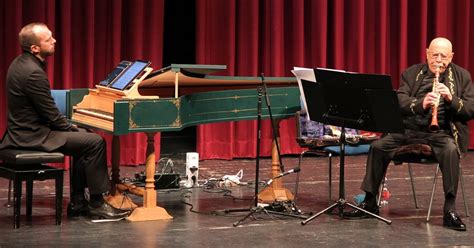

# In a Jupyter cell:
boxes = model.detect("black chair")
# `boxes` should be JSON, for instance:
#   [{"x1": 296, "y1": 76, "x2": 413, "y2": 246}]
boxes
[
  {"x1": 294, "y1": 111, "x2": 370, "y2": 203},
  {"x1": 379, "y1": 143, "x2": 470, "y2": 221},
  {"x1": 295, "y1": 111, "x2": 334, "y2": 203},
  {"x1": 0, "y1": 149, "x2": 64, "y2": 228}
]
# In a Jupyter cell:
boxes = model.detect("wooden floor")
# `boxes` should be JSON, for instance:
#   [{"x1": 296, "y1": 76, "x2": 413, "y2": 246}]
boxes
[{"x1": 0, "y1": 152, "x2": 473, "y2": 247}]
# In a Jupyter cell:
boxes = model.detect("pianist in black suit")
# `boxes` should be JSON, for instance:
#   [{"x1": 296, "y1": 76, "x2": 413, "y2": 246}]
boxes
[{"x1": 0, "y1": 23, "x2": 128, "y2": 220}]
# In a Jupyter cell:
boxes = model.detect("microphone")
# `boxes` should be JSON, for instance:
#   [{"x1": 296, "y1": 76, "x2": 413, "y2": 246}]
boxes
[{"x1": 266, "y1": 167, "x2": 301, "y2": 185}]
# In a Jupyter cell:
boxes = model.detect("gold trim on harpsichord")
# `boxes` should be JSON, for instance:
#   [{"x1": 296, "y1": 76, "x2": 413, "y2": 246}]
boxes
[
  {"x1": 126, "y1": 99, "x2": 181, "y2": 129},
  {"x1": 190, "y1": 94, "x2": 254, "y2": 103},
  {"x1": 186, "y1": 92, "x2": 289, "y2": 104},
  {"x1": 188, "y1": 108, "x2": 255, "y2": 116},
  {"x1": 171, "y1": 117, "x2": 181, "y2": 127},
  {"x1": 187, "y1": 106, "x2": 290, "y2": 117},
  {"x1": 169, "y1": 98, "x2": 181, "y2": 127},
  {"x1": 170, "y1": 98, "x2": 180, "y2": 108},
  {"x1": 130, "y1": 120, "x2": 137, "y2": 129},
  {"x1": 128, "y1": 101, "x2": 138, "y2": 128},
  {"x1": 127, "y1": 98, "x2": 182, "y2": 129}
]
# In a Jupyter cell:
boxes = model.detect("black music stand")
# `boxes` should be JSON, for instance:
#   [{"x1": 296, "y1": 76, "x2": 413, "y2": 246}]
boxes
[{"x1": 299, "y1": 69, "x2": 404, "y2": 225}]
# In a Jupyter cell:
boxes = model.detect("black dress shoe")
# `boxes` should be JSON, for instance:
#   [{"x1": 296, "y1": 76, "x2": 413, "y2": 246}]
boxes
[
  {"x1": 443, "y1": 210, "x2": 466, "y2": 231},
  {"x1": 89, "y1": 202, "x2": 131, "y2": 220},
  {"x1": 343, "y1": 202, "x2": 379, "y2": 219},
  {"x1": 67, "y1": 199, "x2": 89, "y2": 217}
]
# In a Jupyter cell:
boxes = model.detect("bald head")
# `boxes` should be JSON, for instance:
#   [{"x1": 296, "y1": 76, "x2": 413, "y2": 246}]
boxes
[
  {"x1": 429, "y1": 38, "x2": 453, "y2": 53},
  {"x1": 426, "y1": 37, "x2": 454, "y2": 74}
]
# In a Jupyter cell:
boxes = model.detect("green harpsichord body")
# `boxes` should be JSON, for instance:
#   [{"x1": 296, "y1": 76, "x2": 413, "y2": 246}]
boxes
[{"x1": 70, "y1": 64, "x2": 299, "y2": 134}]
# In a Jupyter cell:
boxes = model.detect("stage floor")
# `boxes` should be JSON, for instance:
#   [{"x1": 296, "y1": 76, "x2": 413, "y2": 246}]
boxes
[{"x1": 0, "y1": 152, "x2": 473, "y2": 247}]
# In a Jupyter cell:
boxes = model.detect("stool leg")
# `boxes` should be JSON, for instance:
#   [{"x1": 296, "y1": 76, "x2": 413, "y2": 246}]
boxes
[
  {"x1": 55, "y1": 173, "x2": 64, "y2": 225},
  {"x1": 4, "y1": 180, "x2": 12, "y2": 208},
  {"x1": 13, "y1": 179, "x2": 22, "y2": 229},
  {"x1": 26, "y1": 179, "x2": 33, "y2": 222}
]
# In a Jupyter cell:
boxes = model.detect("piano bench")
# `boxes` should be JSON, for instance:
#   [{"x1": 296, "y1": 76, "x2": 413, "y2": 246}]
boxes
[{"x1": 0, "y1": 149, "x2": 64, "y2": 229}]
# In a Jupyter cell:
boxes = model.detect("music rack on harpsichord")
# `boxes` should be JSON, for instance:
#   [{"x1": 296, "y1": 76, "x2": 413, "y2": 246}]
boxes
[{"x1": 71, "y1": 60, "x2": 157, "y2": 132}]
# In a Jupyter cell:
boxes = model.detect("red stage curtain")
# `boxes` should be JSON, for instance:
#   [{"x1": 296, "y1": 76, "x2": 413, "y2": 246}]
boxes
[
  {"x1": 195, "y1": 0, "x2": 474, "y2": 160},
  {"x1": 0, "y1": 0, "x2": 165, "y2": 166},
  {"x1": 2, "y1": 0, "x2": 474, "y2": 162}
]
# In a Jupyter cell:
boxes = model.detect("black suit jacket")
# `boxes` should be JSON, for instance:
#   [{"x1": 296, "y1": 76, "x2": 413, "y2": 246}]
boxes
[{"x1": 0, "y1": 52, "x2": 74, "y2": 151}]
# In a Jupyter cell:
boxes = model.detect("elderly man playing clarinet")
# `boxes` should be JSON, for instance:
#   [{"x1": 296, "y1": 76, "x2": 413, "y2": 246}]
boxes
[{"x1": 344, "y1": 37, "x2": 474, "y2": 231}]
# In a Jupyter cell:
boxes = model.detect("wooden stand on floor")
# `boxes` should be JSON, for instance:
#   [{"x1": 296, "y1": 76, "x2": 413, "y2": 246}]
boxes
[
  {"x1": 106, "y1": 135, "x2": 138, "y2": 210},
  {"x1": 105, "y1": 133, "x2": 172, "y2": 221},
  {"x1": 258, "y1": 138, "x2": 294, "y2": 202},
  {"x1": 126, "y1": 133, "x2": 172, "y2": 221}
]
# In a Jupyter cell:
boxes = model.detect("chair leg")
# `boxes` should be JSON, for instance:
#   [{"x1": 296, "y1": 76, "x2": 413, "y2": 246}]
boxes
[
  {"x1": 328, "y1": 153, "x2": 332, "y2": 203},
  {"x1": 294, "y1": 150, "x2": 333, "y2": 204},
  {"x1": 425, "y1": 163, "x2": 469, "y2": 222},
  {"x1": 13, "y1": 179, "x2": 22, "y2": 229},
  {"x1": 293, "y1": 151, "x2": 307, "y2": 204},
  {"x1": 426, "y1": 165, "x2": 440, "y2": 222},
  {"x1": 4, "y1": 180, "x2": 12, "y2": 208},
  {"x1": 55, "y1": 173, "x2": 64, "y2": 225},
  {"x1": 26, "y1": 179, "x2": 33, "y2": 222},
  {"x1": 407, "y1": 163, "x2": 419, "y2": 209},
  {"x1": 459, "y1": 164, "x2": 470, "y2": 217},
  {"x1": 377, "y1": 176, "x2": 386, "y2": 207}
]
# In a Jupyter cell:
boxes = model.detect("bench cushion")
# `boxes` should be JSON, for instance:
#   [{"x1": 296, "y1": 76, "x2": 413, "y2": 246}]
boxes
[{"x1": 0, "y1": 149, "x2": 64, "y2": 165}]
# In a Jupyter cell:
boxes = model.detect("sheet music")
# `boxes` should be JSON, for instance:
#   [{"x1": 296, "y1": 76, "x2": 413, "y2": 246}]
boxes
[
  {"x1": 316, "y1": 67, "x2": 347, "y2": 73},
  {"x1": 292, "y1": 67, "x2": 349, "y2": 120},
  {"x1": 291, "y1": 67, "x2": 316, "y2": 120}
]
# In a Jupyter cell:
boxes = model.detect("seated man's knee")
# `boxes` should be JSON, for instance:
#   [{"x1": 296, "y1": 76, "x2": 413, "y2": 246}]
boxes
[
  {"x1": 85, "y1": 133, "x2": 106, "y2": 149},
  {"x1": 370, "y1": 139, "x2": 385, "y2": 151},
  {"x1": 443, "y1": 141, "x2": 458, "y2": 155}
]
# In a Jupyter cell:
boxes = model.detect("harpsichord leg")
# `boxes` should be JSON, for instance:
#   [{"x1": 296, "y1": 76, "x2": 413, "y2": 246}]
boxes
[
  {"x1": 126, "y1": 132, "x2": 172, "y2": 221},
  {"x1": 106, "y1": 135, "x2": 138, "y2": 210},
  {"x1": 258, "y1": 123, "x2": 295, "y2": 203}
]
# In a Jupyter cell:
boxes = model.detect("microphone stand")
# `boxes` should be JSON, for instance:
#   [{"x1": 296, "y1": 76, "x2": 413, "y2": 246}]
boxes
[
  {"x1": 254, "y1": 85, "x2": 264, "y2": 207},
  {"x1": 221, "y1": 86, "x2": 264, "y2": 213},
  {"x1": 222, "y1": 77, "x2": 307, "y2": 225},
  {"x1": 261, "y1": 73, "x2": 285, "y2": 172}
]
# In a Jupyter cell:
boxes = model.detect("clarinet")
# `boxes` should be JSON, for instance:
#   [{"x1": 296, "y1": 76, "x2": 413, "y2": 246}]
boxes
[{"x1": 428, "y1": 65, "x2": 442, "y2": 132}]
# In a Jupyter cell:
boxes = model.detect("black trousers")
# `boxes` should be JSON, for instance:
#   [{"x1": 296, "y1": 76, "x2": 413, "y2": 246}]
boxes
[
  {"x1": 53, "y1": 129, "x2": 110, "y2": 195},
  {"x1": 361, "y1": 130, "x2": 459, "y2": 199}
]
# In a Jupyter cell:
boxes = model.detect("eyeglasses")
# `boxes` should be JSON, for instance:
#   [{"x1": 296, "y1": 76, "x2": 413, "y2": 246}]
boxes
[{"x1": 429, "y1": 52, "x2": 451, "y2": 60}]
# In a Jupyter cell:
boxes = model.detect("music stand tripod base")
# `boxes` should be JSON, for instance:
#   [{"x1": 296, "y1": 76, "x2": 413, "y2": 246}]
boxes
[
  {"x1": 301, "y1": 198, "x2": 392, "y2": 225},
  {"x1": 233, "y1": 202, "x2": 309, "y2": 227}
]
